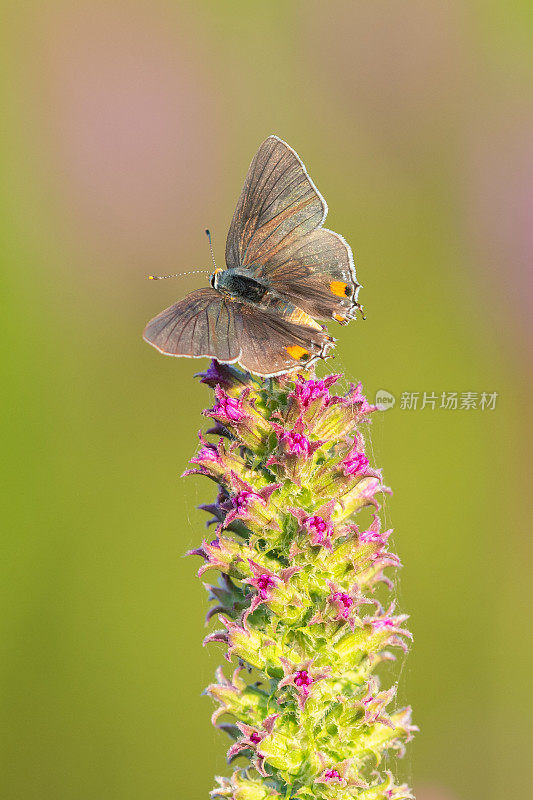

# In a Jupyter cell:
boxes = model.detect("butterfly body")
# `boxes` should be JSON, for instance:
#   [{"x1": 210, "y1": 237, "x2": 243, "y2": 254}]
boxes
[
  {"x1": 144, "y1": 135, "x2": 362, "y2": 377},
  {"x1": 212, "y1": 268, "x2": 268, "y2": 304},
  {"x1": 212, "y1": 267, "x2": 322, "y2": 330}
]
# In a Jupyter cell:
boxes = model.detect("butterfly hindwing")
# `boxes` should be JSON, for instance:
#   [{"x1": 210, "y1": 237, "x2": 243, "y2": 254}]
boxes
[
  {"x1": 251, "y1": 227, "x2": 359, "y2": 322},
  {"x1": 237, "y1": 303, "x2": 333, "y2": 378},
  {"x1": 143, "y1": 288, "x2": 242, "y2": 362}
]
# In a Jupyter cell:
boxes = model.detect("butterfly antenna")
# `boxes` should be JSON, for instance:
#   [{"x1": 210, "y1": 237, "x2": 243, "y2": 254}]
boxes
[
  {"x1": 205, "y1": 229, "x2": 221, "y2": 273},
  {"x1": 147, "y1": 269, "x2": 211, "y2": 280}
]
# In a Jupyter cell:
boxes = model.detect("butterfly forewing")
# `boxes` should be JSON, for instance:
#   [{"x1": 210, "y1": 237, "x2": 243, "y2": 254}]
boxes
[
  {"x1": 225, "y1": 135, "x2": 359, "y2": 322},
  {"x1": 225, "y1": 136, "x2": 326, "y2": 270},
  {"x1": 143, "y1": 288, "x2": 242, "y2": 362}
]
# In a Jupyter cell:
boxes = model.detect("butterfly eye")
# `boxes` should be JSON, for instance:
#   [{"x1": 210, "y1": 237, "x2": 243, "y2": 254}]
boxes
[{"x1": 211, "y1": 268, "x2": 224, "y2": 289}]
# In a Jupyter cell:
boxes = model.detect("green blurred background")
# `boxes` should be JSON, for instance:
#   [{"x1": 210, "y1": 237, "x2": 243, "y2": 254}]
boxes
[{"x1": 2, "y1": 2, "x2": 532, "y2": 799}]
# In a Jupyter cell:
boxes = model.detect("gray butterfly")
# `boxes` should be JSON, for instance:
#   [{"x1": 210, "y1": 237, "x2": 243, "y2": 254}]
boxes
[{"x1": 143, "y1": 135, "x2": 362, "y2": 377}]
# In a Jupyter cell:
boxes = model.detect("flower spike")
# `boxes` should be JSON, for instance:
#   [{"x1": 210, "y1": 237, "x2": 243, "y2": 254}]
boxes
[{"x1": 186, "y1": 361, "x2": 415, "y2": 798}]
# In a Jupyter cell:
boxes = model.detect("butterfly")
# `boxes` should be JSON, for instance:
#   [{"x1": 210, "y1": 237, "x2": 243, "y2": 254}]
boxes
[{"x1": 143, "y1": 135, "x2": 362, "y2": 377}]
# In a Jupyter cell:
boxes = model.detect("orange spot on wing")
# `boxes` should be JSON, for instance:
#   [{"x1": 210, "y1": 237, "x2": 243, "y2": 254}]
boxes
[
  {"x1": 286, "y1": 345, "x2": 309, "y2": 360},
  {"x1": 330, "y1": 280, "x2": 348, "y2": 297},
  {"x1": 334, "y1": 313, "x2": 347, "y2": 323}
]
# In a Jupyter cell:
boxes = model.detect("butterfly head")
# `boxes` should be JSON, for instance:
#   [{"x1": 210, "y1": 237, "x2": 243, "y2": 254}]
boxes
[{"x1": 210, "y1": 268, "x2": 224, "y2": 290}]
